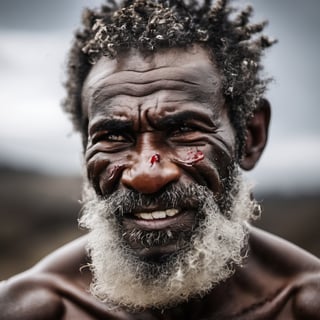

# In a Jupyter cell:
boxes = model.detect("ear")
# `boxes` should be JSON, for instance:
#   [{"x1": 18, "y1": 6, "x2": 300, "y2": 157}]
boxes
[{"x1": 240, "y1": 98, "x2": 271, "y2": 170}]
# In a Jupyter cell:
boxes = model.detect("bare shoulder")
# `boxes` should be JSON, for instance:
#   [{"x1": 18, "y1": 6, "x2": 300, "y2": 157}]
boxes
[
  {"x1": 0, "y1": 237, "x2": 131, "y2": 320},
  {"x1": 0, "y1": 271, "x2": 65, "y2": 320},
  {"x1": 249, "y1": 226, "x2": 320, "y2": 271},
  {"x1": 0, "y1": 236, "x2": 90, "y2": 320},
  {"x1": 249, "y1": 226, "x2": 320, "y2": 319},
  {"x1": 32, "y1": 235, "x2": 89, "y2": 277}
]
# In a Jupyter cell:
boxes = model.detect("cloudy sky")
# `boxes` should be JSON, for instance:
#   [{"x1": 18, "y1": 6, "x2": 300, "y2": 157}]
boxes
[{"x1": 0, "y1": 0, "x2": 319, "y2": 193}]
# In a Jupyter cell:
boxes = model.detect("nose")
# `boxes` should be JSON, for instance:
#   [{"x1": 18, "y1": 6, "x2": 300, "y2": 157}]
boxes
[{"x1": 121, "y1": 154, "x2": 181, "y2": 194}]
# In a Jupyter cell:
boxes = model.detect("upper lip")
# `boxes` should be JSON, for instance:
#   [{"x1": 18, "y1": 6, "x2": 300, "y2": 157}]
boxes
[{"x1": 131, "y1": 206, "x2": 169, "y2": 214}]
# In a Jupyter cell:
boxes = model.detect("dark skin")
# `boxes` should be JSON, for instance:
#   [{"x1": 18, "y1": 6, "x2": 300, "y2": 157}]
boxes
[{"x1": 1, "y1": 46, "x2": 320, "y2": 320}]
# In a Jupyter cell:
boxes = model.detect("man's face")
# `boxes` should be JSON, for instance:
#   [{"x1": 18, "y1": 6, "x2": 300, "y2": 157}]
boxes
[
  {"x1": 82, "y1": 45, "x2": 236, "y2": 255},
  {"x1": 80, "y1": 45, "x2": 257, "y2": 309}
]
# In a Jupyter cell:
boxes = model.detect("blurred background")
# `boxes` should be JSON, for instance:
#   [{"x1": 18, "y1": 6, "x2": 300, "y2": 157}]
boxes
[{"x1": 0, "y1": 0, "x2": 319, "y2": 280}]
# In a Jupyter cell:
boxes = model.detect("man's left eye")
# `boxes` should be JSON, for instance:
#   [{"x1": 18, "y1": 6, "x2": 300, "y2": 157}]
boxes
[{"x1": 171, "y1": 125, "x2": 196, "y2": 136}]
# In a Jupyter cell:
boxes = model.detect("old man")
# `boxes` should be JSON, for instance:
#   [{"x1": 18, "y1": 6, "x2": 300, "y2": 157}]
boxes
[{"x1": 1, "y1": 0, "x2": 320, "y2": 319}]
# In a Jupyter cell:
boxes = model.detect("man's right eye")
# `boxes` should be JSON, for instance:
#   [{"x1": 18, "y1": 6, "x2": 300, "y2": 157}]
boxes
[
  {"x1": 92, "y1": 132, "x2": 130, "y2": 144},
  {"x1": 104, "y1": 133, "x2": 127, "y2": 142}
]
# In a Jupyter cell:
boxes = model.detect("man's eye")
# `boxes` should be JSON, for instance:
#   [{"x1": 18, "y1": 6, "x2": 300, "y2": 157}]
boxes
[
  {"x1": 92, "y1": 132, "x2": 129, "y2": 143},
  {"x1": 105, "y1": 133, "x2": 127, "y2": 142},
  {"x1": 171, "y1": 125, "x2": 195, "y2": 136}
]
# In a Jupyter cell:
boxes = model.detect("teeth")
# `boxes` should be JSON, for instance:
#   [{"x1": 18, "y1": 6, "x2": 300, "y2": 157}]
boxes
[
  {"x1": 166, "y1": 209, "x2": 178, "y2": 217},
  {"x1": 152, "y1": 211, "x2": 166, "y2": 219},
  {"x1": 139, "y1": 213, "x2": 153, "y2": 220},
  {"x1": 134, "y1": 209, "x2": 179, "y2": 220}
]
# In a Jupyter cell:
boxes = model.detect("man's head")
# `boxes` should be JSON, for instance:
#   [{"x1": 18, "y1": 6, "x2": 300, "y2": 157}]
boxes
[
  {"x1": 64, "y1": 0, "x2": 275, "y2": 159},
  {"x1": 68, "y1": 0, "x2": 274, "y2": 311}
]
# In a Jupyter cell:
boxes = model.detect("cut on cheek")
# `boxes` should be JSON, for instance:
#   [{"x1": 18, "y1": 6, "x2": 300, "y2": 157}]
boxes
[
  {"x1": 171, "y1": 146, "x2": 233, "y2": 199},
  {"x1": 173, "y1": 150, "x2": 205, "y2": 166}
]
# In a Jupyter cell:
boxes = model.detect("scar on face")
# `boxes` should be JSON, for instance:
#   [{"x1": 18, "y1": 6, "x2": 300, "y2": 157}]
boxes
[
  {"x1": 174, "y1": 150, "x2": 205, "y2": 166},
  {"x1": 150, "y1": 153, "x2": 161, "y2": 166}
]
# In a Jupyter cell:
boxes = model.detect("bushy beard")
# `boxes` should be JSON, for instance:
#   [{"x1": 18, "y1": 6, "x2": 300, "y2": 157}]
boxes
[{"x1": 79, "y1": 167, "x2": 260, "y2": 311}]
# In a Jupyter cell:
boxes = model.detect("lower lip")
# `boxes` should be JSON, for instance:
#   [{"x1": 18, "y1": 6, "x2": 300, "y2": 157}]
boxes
[{"x1": 124, "y1": 211, "x2": 195, "y2": 231}]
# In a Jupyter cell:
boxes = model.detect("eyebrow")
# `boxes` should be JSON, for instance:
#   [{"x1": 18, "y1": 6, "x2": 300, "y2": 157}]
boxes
[
  {"x1": 89, "y1": 118, "x2": 133, "y2": 136},
  {"x1": 155, "y1": 110, "x2": 217, "y2": 129}
]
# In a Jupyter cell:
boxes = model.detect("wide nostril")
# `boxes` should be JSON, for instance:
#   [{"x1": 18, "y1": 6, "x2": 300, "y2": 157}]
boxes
[{"x1": 121, "y1": 161, "x2": 180, "y2": 194}]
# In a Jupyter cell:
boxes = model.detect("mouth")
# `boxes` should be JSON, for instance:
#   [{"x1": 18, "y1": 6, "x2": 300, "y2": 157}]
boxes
[
  {"x1": 123, "y1": 208, "x2": 196, "y2": 231},
  {"x1": 121, "y1": 207, "x2": 196, "y2": 260},
  {"x1": 134, "y1": 208, "x2": 179, "y2": 220},
  {"x1": 122, "y1": 208, "x2": 197, "y2": 255}
]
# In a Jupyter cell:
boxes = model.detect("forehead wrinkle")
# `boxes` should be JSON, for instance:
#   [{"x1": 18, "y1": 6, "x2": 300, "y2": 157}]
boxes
[
  {"x1": 89, "y1": 82, "x2": 224, "y2": 124},
  {"x1": 87, "y1": 63, "x2": 219, "y2": 100},
  {"x1": 91, "y1": 80, "x2": 203, "y2": 106},
  {"x1": 92, "y1": 66, "x2": 201, "y2": 86},
  {"x1": 83, "y1": 48, "x2": 225, "y2": 120},
  {"x1": 90, "y1": 62, "x2": 221, "y2": 96},
  {"x1": 118, "y1": 69, "x2": 199, "y2": 85},
  {"x1": 88, "y1": 98, "x2": 134, "y2": 120}
]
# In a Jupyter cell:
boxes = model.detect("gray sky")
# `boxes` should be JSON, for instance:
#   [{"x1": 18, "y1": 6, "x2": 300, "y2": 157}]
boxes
[{"x1": 0, "y1": 0, "x2": 319, "y2": 193}]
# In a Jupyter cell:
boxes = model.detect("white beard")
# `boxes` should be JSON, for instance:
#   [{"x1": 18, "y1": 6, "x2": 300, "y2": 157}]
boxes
[{"x1": 79, "y1": 171, "x2": 260, "y2": 311}]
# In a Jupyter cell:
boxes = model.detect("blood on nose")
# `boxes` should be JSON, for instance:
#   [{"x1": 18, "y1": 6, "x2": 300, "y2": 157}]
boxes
[
  {"x1": 150, "y1": 153, "x2": 161, "y2": 165},
  {"x1": 121, "y1": 157, "x2": 180, "y2": 194}
]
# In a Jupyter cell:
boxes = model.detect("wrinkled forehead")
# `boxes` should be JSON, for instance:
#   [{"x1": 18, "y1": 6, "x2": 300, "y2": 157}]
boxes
[{"x1": 81, "y1": 45, "x2": 225, "y2": 116}]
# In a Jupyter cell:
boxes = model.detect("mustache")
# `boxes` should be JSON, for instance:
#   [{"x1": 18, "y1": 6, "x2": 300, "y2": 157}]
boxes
[{"x1": 100, "y1": 183, "x2": 218, "y2": 218}]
